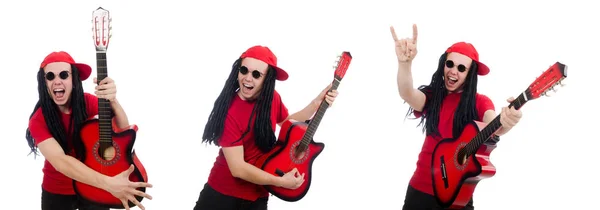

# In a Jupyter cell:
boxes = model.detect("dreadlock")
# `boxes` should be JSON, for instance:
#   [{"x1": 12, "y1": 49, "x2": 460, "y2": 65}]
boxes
[
  {"x1": 202, "y1": 58, "x2": 278, "y2": 153},
  {"x1": 25, "y1": 65, "x2": 88, "y2": 159},
  {"x1": 406, "y1": 52, "x2": 480, "y2": 138}
]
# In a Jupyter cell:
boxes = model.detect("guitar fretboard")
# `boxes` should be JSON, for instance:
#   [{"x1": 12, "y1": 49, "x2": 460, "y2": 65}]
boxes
[{"x1": 96, "y1": 52, "x2": 113, "y2": 145}]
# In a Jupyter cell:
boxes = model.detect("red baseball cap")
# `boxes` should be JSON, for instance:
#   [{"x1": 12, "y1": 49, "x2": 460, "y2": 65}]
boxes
[
  {"x1": 240, "y1": 45, "x2": 289, "y2": 81},
  {"x1": 445, "y1": 42, "x2": 490, "y2": 76},
  {"x1": 40, "y1": 51, "x2": 92, "y2": 81}
]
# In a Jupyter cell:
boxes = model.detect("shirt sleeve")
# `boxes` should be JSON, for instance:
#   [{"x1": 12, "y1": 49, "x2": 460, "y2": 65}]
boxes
[
  {"x1": 28, "y1": 108, "x2": 53, "y2": 146},
  {"x1": 476, "y1": 94, "x2": 495, "y2": 120},
  {"x1": 85, "y1": 93, "x2": 99, "y2": 119},
  {"x1": 275, "y1": 91, "x2": 289, "y2": 123},
  {"x1": 412, "y1": 88, "x2": 431, "y2": 118}
]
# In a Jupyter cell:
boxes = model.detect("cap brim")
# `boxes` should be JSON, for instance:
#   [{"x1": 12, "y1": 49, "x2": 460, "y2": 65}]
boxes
[
  {"x1": 476, "y1": 61, "x2": 490, "y2": 76},
  {"x1": 73, "y1": 63, "x2": 92, "y2": 81},
  {"x1": 273, "y1": 66, "x2": 289, "y2": 81}
]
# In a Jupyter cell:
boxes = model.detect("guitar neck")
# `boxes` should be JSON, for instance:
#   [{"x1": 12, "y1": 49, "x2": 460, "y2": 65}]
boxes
[
  {"x1": 465, "y1": 91, "x2": 530, "y2": 155},
  {"x1": 96, "y1": 52, "x2": 113, "y2": 144},
  {"x1": 300, "y1": 77, "x2": 342, "y2": 144}
]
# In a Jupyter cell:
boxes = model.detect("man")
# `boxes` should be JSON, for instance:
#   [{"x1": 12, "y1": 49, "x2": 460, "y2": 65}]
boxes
[
  {"x1": 25, "y1": 51, "x2": 153, "y2": 210},
  {"x1": 390, "y1": 24, "x2": 523, "y2": 210},
  {"x1": 194, "y1": 45, "x2": 339, "y2": 210}
]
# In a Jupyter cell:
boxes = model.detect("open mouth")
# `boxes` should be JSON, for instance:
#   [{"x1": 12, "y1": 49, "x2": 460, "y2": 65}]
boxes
[
  {"x1": 53, "y1": 88, "x2": 66, "y2": 99},
  {"x1": 243, "y1": 83, "x2": 254, "y2": 92},
  {"x1": 447, "y1": 76, "x2": 458, "y2": 86}
]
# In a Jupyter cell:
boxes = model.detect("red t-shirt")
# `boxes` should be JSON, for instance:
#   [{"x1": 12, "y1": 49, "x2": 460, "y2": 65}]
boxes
[
  {"x1": 207, "y1": 90, "x2": 290, "y2": 201},
  {"x1": 409, "y1": 92, "x2": 495, "y2": 195},
  {"x1": 28, "y1": 92, "x2": 99, "y2": 195}
]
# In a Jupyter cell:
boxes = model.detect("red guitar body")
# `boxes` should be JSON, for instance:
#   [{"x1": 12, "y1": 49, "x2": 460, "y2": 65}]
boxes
[
  {"x1": 74, "y1": 119, "x2": 148, "y2": 208},
  {"x1": 255, "y1": 119, "x2": 325, "y2": 202},
  {"x1": 255, "y1": 51, "x2": 352, "y2": 202},
  {"x1": 431, "y1": 121, "x2": 496, "y2": 209},
  {"x1": 431, "y1": 61, "x2": 567, "y2": 209}
]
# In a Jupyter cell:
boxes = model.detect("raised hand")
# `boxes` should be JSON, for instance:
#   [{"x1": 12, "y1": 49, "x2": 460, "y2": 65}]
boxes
[{"x1": 390, "y1": 24, "x2": 418, "y2": 63}]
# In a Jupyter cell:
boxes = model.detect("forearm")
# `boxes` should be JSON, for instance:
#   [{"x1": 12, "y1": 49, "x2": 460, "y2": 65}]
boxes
[
  {"x1": 110, "y1": 98, "x2": 129, "y2": 129},
  {"x1": 397, "y1": 62, "x2": 416, "y2": 98},
  {"x1": 287, "y1": 101, "x2": 319, "y2": 123},
  {"x1": 233, "y1": 162, "x2": 283, "y2": 186},
  {"x1": 54, "y1": 155, "x2": 109, "y2": 190}
]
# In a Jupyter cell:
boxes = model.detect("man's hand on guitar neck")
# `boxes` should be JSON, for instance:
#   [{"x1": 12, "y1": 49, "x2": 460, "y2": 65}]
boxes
[
  {"x1": 496, "y1": 97, "x2": 523, "y2": 136},
  {"x1": 312, "y1": 83, "x2": 338, "y2": 108}
]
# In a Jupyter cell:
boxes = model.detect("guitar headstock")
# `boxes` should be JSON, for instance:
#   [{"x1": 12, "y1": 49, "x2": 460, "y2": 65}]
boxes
[
  {"x1": 526, "y1": 62, "x2": 567, "y2": 100},
  {"x1": 92, "y1": 7, "x2": 112, "y2": 52},
  {"x1": 333, "y1": 51, "x2": 352, "y2": 81}
]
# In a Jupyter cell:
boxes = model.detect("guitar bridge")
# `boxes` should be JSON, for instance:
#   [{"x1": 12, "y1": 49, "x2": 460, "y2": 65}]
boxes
[
  {"x1": 275, "y1": 168, "x2": 285, "y2": 177},
  {"x1": 440, "y1": 156, "x2": 449, "y2": 189}
]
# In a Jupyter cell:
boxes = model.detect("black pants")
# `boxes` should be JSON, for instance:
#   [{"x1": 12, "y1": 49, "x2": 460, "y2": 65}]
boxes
[
  {"x1": 41, "y1": 189, "x2": 109, "y2": 210},
  {"x1": 402, "y1": 185, "x2": 474, "y2": 210},
  {"x1": 194, "y1": 183, "x2": 268, "y2": 210}
]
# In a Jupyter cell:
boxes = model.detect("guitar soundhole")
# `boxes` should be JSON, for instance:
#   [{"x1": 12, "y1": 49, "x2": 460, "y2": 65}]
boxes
[
  {"x1": 93, "y1": 141, "x2": 121, "y2": 166},
  {"x1": 453, "y1": 142, "x2": 469, "y2": 170},
  {"x1": 289, "y1": 141, "x2": 309, "y2": 164}
]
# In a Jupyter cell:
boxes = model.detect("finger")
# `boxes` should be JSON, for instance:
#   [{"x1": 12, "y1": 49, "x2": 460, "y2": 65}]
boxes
[
  {"x1": 290, "y1": 168, "x2": 299, "y2": 174},
  {"x1": 506, "y1": 97, "x2": 515, "y2": 102},
  {"x1": 128, "y1": 195, "x2": 144, "y2": 210},
  {"x1": 412, "y1": 24, "x2": 418, "y2": 44},
  {"x1": 123, "y1": 164, "x2": 135, "y2": 176},
  {"x1": 407, "y1": 42, "x2": 416, "y2": 56},
  {"x1": 327, "y1": 90, "x2": 338, "y2": 97},
  {"x1": 390, "y1": 26, "x2": 399, "y2": 41},
  {"x1": 93, "y1": 77, "x2": 98, "y2": 84},
  {"x1": 95, "y1": 89, "x2": 112, "y2": 96},
  {"x1": 506, "y1": 117, "x2": 516, "y2": 127},
  {"x1": 120, "y1": 199, "x2": 130, "y2": 210},
  {"x1": 399, "y1": 39, "x2": 407, "y2": 52},
  {"x1": 131, "y1": 189, "x2": 153, "y2": 200},
  {"x1": 325, "y1": 95, "x2": 334, "y2": 102},
  {"x1": 130, "y1": 181, "x2": 153, "y2": 189},
  {"x1": 98, "y1": 83, "x2": 116, "y2": 90},
  {"x1": 101, "y1": 77, "x2": 113, "y2": 84}
]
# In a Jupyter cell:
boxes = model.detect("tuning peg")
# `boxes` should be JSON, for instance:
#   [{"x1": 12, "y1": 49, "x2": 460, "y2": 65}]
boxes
[
  {"x1": 545, "y1": 91, "x2": 554, "y2": 97},
  {"x1": 559, "y1": 80, "x2": 567, "y2": 87}
]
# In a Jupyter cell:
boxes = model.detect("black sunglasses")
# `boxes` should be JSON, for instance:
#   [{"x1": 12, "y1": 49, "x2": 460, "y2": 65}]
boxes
[
  {"x1": 445, "y1": 60, "x2": 467, "y2": 73},
  {"x1": 239, "y1": 66, "x2": 264, "y2": 79},
  {"x1": 45, "y1": 71, "x2": 70, "y2": 81}
]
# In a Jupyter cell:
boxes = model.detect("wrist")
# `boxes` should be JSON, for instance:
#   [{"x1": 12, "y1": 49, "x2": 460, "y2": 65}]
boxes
[
  {"x1": 97, "y1": 174, "x2": 111, "y2": 190},
  {"x1": 271, "y1": 176, "x2": 284, "y2": 187}
]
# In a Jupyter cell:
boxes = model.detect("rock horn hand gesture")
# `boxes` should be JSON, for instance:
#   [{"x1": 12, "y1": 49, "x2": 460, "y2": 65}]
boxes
[{"x1": 390, "y1": 24, "x2": 418, "y2": 63}]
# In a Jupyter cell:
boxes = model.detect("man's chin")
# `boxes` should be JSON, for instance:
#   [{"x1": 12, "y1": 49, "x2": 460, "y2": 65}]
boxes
[{"x1": 52, "y1": 98, "x2": 69, "y2": 106}]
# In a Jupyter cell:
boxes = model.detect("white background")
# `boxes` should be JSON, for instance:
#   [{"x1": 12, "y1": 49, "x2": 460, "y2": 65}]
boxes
[{"x1": 1, "y1": 0, "x2": 598, "y2": 209}]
